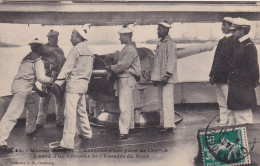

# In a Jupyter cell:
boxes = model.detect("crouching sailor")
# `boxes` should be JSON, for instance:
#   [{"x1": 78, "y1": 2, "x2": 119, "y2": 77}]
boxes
[{"x1": 0, "y1": 38, "x2": 54, "y2": 154}]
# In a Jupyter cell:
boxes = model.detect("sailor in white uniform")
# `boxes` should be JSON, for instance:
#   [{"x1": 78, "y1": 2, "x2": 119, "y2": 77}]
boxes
[{"x1": 0, "y1": 39, "x2": 53, "y2": 153}]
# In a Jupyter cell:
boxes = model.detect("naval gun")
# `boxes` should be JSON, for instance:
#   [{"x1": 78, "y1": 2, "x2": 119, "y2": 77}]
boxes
[{"x1": 87, "y1": 42, "x2": 214, "y2": 127}]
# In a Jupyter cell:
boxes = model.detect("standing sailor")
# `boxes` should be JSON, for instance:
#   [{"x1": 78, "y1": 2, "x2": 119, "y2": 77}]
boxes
[
  {"x1": 209, "y1": 17, "x2": 235, "y2": 126},
  {"x1": 151, "y1": 21, "x2": 178, "y2": 132},
  {"x1": 227, "y1": 18, "x2": 259, "y2": 125},
  {"x1": 36, "y1": 30, "x2": 66, "y2": 129},
  {"x1": 51, "y1": 28, "x2": 94, "y2": 151},
  {"x1": 0, "y1": 38, "x2": 53, "y2": 153},
  {"x1": 106, "y1": 25, "x2": 141, "y2": 140}
]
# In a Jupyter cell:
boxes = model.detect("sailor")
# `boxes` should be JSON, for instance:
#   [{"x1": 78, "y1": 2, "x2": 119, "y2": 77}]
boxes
[
  {"x1": 106, "y1": 25, "x2": 141, "y2": 140},
  {"x1": 227, "y1": 18, "x2": 259, "y2": 125},
  {"x1": 36, "y1": 29, "x2": 66, "y2": 129},
  {"x1": 0, "y1": 38, "x2": 54, "y2": 153},
  {"x1": 209, "y1": 17, "x2": 235, "y2": 126},
  {"x1": 151, "y1": 21, "x2": 178, "y2": 132},
  {"x1": 51, "y1": 28, "x2": 94, "y2": 151}
]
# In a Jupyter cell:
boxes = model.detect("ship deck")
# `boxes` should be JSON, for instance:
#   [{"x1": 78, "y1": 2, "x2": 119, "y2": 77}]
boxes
[{"x1": 0, "y1": 104, "x2": 260, "y2": 166}]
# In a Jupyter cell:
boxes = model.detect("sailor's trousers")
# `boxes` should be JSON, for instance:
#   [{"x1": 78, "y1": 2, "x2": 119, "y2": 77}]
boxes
[
  {"x1": 60, "y1": 92, "x2": 92, "y2": 149},
  {"x1": 36, "y1": 85, "x2": 64, "y2": 126},
  {"x1": 0, "y1": 92, "x2": 37, "y2": 145},
  {"x1": 118, "y1": 76, "x2": 136, "y2": 135},
  {"x1": 158, "y1": 83, "x2": 176, "y2": 128},
  {"x1": 215, "y1": 83, "x2": 230, "y2": 126}
]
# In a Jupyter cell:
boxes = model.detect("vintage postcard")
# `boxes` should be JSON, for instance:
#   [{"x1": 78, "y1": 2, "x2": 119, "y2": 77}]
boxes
[{"x1": 0, "y1": 1, "x2": 259, "y2": 166}]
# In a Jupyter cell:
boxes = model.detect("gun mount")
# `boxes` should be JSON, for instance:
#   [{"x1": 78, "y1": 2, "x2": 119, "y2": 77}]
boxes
[{"x1": 87, "y1": 42, "x2": 214, "y2": 127}]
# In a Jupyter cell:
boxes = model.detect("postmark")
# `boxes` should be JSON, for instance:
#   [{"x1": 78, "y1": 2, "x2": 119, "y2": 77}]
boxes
[
  {"x1": 201, "y1": 127, "x2": 250, "y2": 166},
  {"x1": 199, "y1": 116, "x2": 253, "y2": 166},
  {"x1": 199, "y1": 114, "x2": 253, "y2": 166}
]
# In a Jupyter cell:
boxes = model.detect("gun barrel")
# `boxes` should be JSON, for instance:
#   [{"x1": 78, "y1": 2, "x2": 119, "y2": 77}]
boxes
[
  {"x1": 177, "y1": 41, "x2": 215, "y2": 59},
  {"x1": 92, "y1": 42, "x2": 215, "y2": 75},
  {"x1": 92, "y1": 70, "x2": 108, "y2": 75}
]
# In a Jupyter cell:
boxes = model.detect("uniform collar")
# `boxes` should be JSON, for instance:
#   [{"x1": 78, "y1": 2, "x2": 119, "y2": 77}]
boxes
[
  {"x1": 160, "y1": 35, "x2": 171, "y2": 42},
  {"x1": 76, "y1": 41, "x2": 87, "y2": 48},
  {"x1": 225, "y1": 33, "x2": 233, "y2": 38},
  {"x1": 239, "y1": 35, "x2": 250, "y2": 42}
]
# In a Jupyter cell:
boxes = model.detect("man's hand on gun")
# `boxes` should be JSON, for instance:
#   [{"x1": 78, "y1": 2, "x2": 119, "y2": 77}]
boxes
[
  {"x1": 49, "y1": 83, "x2": 61, "y2": 96},
  {"x1": 162, "y1": 75, "x2": 169, "y2": 86},
  {"x1": 33, "y1": 85, "x2": 49, "y2": 97}
]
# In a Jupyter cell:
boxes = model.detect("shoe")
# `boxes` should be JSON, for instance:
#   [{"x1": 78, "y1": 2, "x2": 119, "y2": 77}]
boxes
[
  {"x1": 56, "y1": 122, "x2": 64, "y2": 128},
  {"x1": 36, "y1": 124, "x2": 44, "y2": 130},
  {"x1": 116, "y1": 134, "x2": 128, "y2": 140},
  {"x1": 159, "y1": 127, "x2": 174, "y2": 133},
  {"x1": 156, "y1": 124, "x2": 163, "y2": 128},
  {"x1": 129, "y1": 129, "x2": 136, "y2": 134},
  {"x1": 51, "y1": 146, "x2": 73, "y2": 152},
  {"x1": 79, "y1": 135, "x2": 94, "y2": 145},
  {"x1": 0, "y1": 145, "x2": 14, "y2": 154},
  {"x1": 78, "y1": 134, "x2": 90, "y2": 140},
  {"x1": 26, "y1": 129, "x2": 39, "y2": 137}
]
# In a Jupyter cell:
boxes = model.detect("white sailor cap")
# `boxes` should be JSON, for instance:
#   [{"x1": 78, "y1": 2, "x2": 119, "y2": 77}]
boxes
[
  {"x1": 118, "y1": 26, "x2": 133, "y2": 34},
  {"x1": 223, "y1": 17, "x2": 233, "y2": 23},
  {"x1": 46, "y1": 29, "x2": 59, "y2": 37},
  {"x1": 230, "y1": 17, "x2": 251, "y2": 29},
  {"x1": 29, "y1": 38, "x2": 44, "y2": 45},
  {"x1": 158, "y1": 21, "x2": 171, "y2": 28},
  {"x1": 73, "y1": 28, "x2": 88, "y2": 40}
]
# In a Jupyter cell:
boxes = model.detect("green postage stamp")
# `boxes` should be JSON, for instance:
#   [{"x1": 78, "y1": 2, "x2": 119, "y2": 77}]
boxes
[{"x1": 200, "y1": 126, "x2": 251, "y2": 166}]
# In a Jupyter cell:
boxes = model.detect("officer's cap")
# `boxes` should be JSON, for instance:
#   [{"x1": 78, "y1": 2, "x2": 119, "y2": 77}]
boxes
[
  {"x1": 118, "y1": 25, "x2": 133, "y2": 34},
  {"x1": 73, "y1": 28, "x2": 88, "y2": 40},
  {"x1": 28, "y1": 38, "x2": 44, "y2": 45},
  {"x1": 158, "y1": 21, "x2": 171, "y2": 28},
  {"x1": 230, "y1": 17, "x2": 251, "y2": 29},
  {"x1": 222, "y1": 17, "x2": 236, "y2": 30},
  {"x1": 46, "y1": 29, "x2": 59, "y2": 37}
]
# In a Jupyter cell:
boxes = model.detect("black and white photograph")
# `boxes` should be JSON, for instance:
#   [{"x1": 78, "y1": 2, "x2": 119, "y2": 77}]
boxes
[{"x1": 0, "y1": 0, "x2": 260, "y2": 165}]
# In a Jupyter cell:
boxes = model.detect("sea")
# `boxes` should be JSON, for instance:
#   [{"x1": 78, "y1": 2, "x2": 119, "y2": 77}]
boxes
[{"x1": 0, "y1": 43, "x2": 259, "y2": 97}]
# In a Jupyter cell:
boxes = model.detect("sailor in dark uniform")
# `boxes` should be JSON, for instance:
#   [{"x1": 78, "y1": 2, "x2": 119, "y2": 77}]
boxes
[
  {"x1": 209, "y1": 17, "x2": 235, "y2": 126},
  {"x1": 36, "y1": 30, "x2": 66, "y2": 129},
  {"x1": 227, "y1": 18, "x2": 259, "y2": 125}
]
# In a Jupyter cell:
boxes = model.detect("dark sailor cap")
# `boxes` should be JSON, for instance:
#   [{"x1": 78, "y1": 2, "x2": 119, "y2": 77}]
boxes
[{"x1": 46, "y1": 29, "x2": 59, "y2": 37}]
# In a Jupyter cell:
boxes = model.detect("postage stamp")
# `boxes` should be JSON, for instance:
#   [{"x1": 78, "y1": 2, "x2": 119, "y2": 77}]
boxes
[{"x1": 200, "y1": 126, "x2": 251, "y2": 166}]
